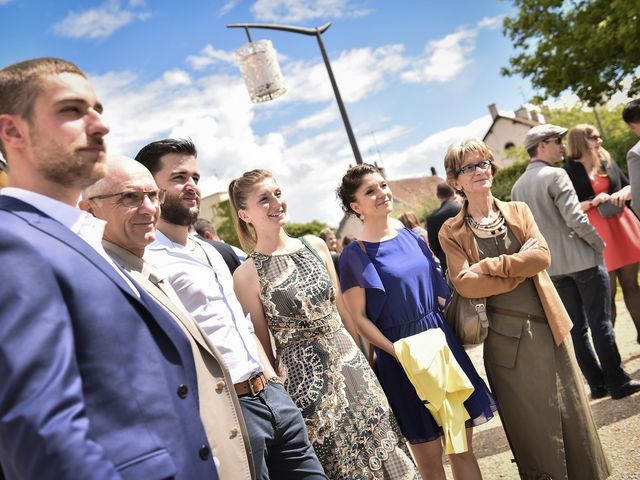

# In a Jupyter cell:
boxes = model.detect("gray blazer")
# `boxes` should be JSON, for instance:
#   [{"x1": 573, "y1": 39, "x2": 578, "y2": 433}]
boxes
[
  {"x1": 627, "y1": 139, "x2": 640, "y2": 217},
  {"x1": 511, "y1": 161, "x2": 604, "y2": 277}
]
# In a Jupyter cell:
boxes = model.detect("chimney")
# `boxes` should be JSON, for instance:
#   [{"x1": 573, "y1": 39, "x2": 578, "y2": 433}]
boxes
[
  {"x1": 515, "y1": 106, "x2": 530, "y2": 120},
  {"x1": 430, "y1": 166, "x2": 437, "y2": 176},
  {"x1": 530, "y1": 110, "x2": 539, "y2": 122},
  {"x1": 488, "y1": 103, "x2": 498, "y2": 120}
]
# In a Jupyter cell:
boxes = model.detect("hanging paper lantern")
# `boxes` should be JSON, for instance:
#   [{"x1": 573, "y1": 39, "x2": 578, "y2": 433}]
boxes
[{"x1": 235, "y1": 39, "x2": 286, "y2": 103}]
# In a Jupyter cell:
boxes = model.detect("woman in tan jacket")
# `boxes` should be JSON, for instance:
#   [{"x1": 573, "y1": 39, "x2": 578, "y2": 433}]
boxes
[{"x1": 438, "y1": 139, "x2": 610, "y2": 480}]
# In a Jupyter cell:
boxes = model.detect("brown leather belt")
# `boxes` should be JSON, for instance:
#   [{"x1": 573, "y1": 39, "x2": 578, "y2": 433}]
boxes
[
  {"x1": 487, "y1": 306, "x2": 547, "y2": 323},
  {"x1": 234, "y1": 373, "x2": 267, "y2": 397}
]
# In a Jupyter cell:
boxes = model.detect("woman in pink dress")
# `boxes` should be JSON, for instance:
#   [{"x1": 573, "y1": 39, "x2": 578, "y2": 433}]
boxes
[{"x1": 565, "y1": 124, "x2": 640, "y2": 341}]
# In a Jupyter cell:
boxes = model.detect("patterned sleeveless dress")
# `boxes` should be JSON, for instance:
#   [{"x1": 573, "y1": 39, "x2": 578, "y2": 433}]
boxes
[{"x1": 250, "y1": 241, "x2": 419, "y2": 480}]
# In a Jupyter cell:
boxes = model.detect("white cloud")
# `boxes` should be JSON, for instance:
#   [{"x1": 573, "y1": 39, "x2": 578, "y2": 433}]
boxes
[
  {"x1": 219, "y1": 0, "x2": 240, "y2": 16},
  {"x1": 476, "y1": 15, "x2": 503, "y2": 30},
  {"x1": 187, "y1": 44, "x2": 237, "y2": 71},
  {"x1": 53, "y1": 0, "x2": 150, "y2": 39},
  {"x1": 282, "y1": 104, "x2": 339, "y2": 133},
  {"x1": 163, "y1": 69, "x2": 191, "y2": 86},
  {"x1": 0, "y1": 0, "x2": 14, "y2": 5},
  {"x1": 402, "y1": 29, "x2": 476, "y2": 83},
  {"x1": 251, "y1": 0, "x2": 372, "y2": 23},
  {"x1": 402, "y1": 15, "x2": 503, "y2": 84},
  {"x1": 383, "y1": 115, "x2": 493, "y2": 180},
  {"x1": 279, "y1": 44, "x2": 408, "y2": 104}
]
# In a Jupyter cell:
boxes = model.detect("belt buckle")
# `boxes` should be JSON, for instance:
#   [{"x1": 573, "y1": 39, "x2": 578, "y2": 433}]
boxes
[{"x1": 248, "y1": 374, "x2": 263, "y2": 396}]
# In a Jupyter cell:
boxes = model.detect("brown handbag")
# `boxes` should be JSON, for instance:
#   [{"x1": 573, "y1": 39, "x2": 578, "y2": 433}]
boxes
[{"x1": 443, "y1": 271, "x2": 488, "y2": 346}]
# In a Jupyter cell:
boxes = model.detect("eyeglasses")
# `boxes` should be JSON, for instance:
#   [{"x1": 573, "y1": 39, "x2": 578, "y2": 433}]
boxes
[
  {"x1": 457, "y1": 159, "x2": 493, "y2": 176},
  {"x1": 587, "y1": 134, "x2": 602, "y2": 141},
  {"x1": 89, "y1": 189, "x2": 166, "y2": 208},
  {"x1": 543, "y1": 137, "x2": 563, "y2": 145}
]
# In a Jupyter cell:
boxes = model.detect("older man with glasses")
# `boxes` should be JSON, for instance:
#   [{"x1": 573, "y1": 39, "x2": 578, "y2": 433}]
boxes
[
  {"x1": 511, "y1": 124, "x2": 640, "y2": 401},
  {"x1": 80, "y1": 155, "x2": 256, "y2": 480}
]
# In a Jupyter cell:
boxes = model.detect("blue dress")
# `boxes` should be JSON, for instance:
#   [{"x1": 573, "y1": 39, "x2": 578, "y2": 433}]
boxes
[{"x1": 339, "y1": 228, "x2": 497, "y2": 443}]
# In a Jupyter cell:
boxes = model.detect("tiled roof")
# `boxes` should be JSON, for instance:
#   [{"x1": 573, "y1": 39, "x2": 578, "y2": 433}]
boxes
[{"x1": 387, "y1": 175, "x2": 444, "y2": 208}]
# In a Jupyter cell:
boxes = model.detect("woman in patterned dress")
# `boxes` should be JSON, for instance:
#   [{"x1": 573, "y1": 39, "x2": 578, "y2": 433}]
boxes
[{"x1": 228, "y1": 169, "x2": 419, "y2": 480}]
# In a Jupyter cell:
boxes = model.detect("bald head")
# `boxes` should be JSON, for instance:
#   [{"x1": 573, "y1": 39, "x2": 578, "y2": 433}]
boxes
[
  {"x1": 83, "y1": 155, "x2": 154, "y2": 199},
  {"x1": 80, "y1": 155, "x2": 161, "y2": 257}
]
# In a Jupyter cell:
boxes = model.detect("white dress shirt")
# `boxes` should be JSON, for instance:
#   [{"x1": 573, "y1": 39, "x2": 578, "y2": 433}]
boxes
[
  {"x1": 1, "y1": 187, "x2": 139, "y2": 296},
  {"x1": 145, "y1": 230, "x2": 262, "y2": 383}
]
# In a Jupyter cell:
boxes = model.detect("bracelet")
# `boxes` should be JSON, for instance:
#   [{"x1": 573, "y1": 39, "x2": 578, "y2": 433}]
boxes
[{"x1": 267, "y1": 375, "x2": 284, "y2": 385}]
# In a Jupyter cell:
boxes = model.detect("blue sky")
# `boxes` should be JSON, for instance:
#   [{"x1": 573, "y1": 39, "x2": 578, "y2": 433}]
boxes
[{"x1": 1, "y1": 0, "x2": 539, "y2": 225}]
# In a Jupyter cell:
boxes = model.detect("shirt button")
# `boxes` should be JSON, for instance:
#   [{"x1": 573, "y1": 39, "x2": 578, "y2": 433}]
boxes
[
  {"x1": 216, "y1": 380, "x2": 226, "y2": 391},
  {"x1": 177, "y1": 384, "x2": 188, "y2": 398},
  {"x1": 199, "y1": 445, "x2": 211, "y2": 460},
  {"x1": 230, "y1": 426, "x2": 240, "y2": 438}
]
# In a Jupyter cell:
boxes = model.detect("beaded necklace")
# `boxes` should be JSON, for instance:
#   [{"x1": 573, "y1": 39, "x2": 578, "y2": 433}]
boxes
[{"x1": 465, "y1": 211, "x2": 507, "y2": 238}]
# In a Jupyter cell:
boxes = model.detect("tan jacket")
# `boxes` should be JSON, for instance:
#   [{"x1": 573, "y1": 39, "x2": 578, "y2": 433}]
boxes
[
  {"x1": 104, "y1": 241, "x2": 255, "y2": 480},
  {"x1": 438, "y1": 199, "x2": 572, "y2": 346}
]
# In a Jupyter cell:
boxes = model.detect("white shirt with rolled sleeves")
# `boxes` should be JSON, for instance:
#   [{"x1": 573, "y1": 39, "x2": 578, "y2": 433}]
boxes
[{"x1": 145, "y1": 231, "x2": 262, "y2": 383}]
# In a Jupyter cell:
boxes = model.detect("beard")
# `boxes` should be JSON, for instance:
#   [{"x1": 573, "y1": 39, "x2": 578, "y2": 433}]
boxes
[
  {"x1": 161, "y1": 192, "x2": 200, "y2": 227},
  {"x1": 30, "y1": 131, "x2": 107, "y2": 189}
]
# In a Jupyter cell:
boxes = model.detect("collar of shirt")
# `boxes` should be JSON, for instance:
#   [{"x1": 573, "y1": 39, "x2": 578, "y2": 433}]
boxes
[{"x1": 2, "y1": 187, "x2": 106, "y2": 246}]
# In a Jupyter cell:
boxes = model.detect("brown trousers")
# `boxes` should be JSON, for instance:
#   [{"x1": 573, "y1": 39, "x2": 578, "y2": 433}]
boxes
[{"x1": 484, "y1": 313, "x2": 611, "y2": 480}]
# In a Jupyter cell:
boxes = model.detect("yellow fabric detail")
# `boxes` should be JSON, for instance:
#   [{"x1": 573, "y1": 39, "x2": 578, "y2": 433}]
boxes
[{"x1": 394, "y1": 329, "x2": 474, "y2": 454}]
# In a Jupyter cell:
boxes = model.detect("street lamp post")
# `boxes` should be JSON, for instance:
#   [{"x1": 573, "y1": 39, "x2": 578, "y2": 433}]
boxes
[{"x1": 227, "y1": 22, "x2": 363, "y2": 164}]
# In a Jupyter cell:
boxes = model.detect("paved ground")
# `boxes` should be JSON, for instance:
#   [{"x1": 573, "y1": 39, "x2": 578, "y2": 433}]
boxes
[{"x1": 443, "y1": 300, "x2": 640, "y2": 480}]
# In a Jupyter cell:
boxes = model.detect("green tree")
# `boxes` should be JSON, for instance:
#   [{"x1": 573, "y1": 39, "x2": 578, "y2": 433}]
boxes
[
  {"x1": 213, "y1": 199, "x2": 241, "y2": 247},
  {"x1": 503, "y1": 0, "x2": 640, "y2": 106},
  {"x1": 285, "y1": 220, "x2": 331, "y2": 238},
  {"x1": 492, "y1": 146, "x2": 529, "y2": 201}
]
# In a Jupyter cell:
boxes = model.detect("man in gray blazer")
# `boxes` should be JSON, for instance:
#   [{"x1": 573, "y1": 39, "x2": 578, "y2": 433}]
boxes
[
  {"x1": 623, "y1": 99, "x2": 640, "y2": 217},
  {"x1": 512, "y1": 124, "x2": 640, "y2": 400},
  {"x1": 80, "y1": 155, "x2": 255, "y2": 480}
]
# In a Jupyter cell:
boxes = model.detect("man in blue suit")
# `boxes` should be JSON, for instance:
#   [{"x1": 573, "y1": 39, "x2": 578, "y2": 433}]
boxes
[{"x1": 0, "y1": 58, "x2": 218, "y2": 479}]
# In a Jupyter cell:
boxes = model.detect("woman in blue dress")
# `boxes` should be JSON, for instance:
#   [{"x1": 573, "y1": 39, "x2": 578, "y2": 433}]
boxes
[{"x1": 338, "y1": 163, "x2": 497, "y2": 480}]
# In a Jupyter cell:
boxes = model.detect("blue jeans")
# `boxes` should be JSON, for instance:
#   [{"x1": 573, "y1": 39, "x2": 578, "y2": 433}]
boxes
[
  {"x1": 552, "y1": 265, "x2": 630, "y2": 391},
  {"x1": 239, "y1": 383, "x2": 326, "y2": 480}
]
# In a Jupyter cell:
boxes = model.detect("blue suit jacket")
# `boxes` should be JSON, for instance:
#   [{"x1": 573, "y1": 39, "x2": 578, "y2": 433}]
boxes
[{"x1": 0, "y1": 197, "x2": 219, "y2": 480}]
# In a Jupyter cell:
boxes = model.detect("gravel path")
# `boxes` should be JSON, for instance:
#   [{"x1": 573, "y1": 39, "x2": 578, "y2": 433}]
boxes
[{"x1": 443, "y1": 300, "x2": 640, "y2": 480}]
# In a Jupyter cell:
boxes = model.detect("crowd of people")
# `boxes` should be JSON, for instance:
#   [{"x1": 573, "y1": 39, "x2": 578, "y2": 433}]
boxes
[{"x1": 1, "y1": 56, "x2": 639, "y2": 480}]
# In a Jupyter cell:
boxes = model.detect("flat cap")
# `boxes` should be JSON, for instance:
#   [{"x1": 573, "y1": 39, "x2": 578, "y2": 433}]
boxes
[{"x1": 523, "y1": 124, "x2": 568, "y2": 150}]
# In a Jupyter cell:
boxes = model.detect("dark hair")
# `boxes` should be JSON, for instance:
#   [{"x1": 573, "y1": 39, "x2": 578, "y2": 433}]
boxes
[
  {"x1": 336, "y1": 163, "x2": 382, "y2": 216},
  {"x1": 0, "y1": 57, "x2": 85, "y2": 157},
  {"x1": 228, "y1": 169, "x2": 274, "y2": 251},
  {"x1": 134, "y1": 138, "x2": 197, "y2": 175},
  {"x1": 193, "y1": 218, "x2": 215, "y2": 237},
  {"x1": 623, "y1": 99, "x2": 640, "y2": 124},
  {"x1": 341, "y1": 235, "x2": 356, "y2": 248},
  {"x1": 436, "y1": 182, "x2": 454, "y2": 199}
]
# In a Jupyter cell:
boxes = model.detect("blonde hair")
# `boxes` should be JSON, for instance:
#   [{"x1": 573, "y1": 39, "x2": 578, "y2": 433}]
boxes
[
  {"x1": 443, "y1": 139, "x2": 498, "y2": 197},
  {"x1": 228, "y1": 169, "x2": 274, "y2": 251},
  {"x1": 567, "y1": 124, "x2": 610, "y2": 172}
]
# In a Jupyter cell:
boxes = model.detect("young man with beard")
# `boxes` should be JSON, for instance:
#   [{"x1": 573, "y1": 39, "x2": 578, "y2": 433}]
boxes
[
  {"x1": 135, "y1": 139, "x2": 326, "y2": 480},
  {"x1": 0, "y1": 59, "x2": 217, "y2": 479}
]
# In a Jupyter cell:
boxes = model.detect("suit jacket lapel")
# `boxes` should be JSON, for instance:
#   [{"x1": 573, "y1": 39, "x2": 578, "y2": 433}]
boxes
[{"x1": 103, "y1": 241, "x2": 218, "y2": 359}]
